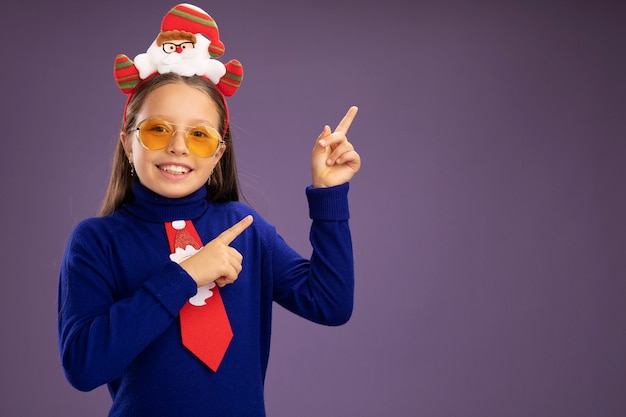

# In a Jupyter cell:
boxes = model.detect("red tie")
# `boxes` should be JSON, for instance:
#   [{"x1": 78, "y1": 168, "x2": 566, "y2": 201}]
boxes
[{"x1": 165, "y1": 220, "x2": 233, "y2": 371}]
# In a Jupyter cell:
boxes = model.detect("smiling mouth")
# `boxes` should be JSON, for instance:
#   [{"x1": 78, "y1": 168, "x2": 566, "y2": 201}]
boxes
[{"x1": 158, "y1": 165, "x2": 190, "y2": 174}]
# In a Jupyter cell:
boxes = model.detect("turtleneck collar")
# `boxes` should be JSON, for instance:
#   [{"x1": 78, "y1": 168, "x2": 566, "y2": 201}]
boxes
[{"x1": 121, "y1": 182, "x2": 210, "y2": 223}]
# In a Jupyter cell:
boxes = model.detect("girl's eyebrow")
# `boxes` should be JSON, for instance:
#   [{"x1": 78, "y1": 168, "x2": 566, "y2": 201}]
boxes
[{"x1": 142, "y1": 115, "x2": 217, "y2": 128}]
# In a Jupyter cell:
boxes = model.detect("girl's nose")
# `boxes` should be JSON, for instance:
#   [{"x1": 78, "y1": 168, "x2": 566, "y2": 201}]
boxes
[{"x1": 167, "y1": 130, "x2": 189, "y2": 155}]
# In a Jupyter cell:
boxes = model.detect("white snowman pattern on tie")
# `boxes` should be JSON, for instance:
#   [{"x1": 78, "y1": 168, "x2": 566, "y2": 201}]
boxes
[{"x1": 168, "y1": 220, "x2": 215, "y2": 306}]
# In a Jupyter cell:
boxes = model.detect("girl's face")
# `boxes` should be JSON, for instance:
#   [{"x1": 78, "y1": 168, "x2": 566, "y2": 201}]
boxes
[{"x1": 121, "y1": 82, "x2": 225, "y2": 199}]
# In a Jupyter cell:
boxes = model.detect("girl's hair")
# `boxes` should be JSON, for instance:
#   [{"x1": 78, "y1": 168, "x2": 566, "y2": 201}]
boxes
[{"x1": 98, "y1": 73, "x2": 240, "y2": 216}]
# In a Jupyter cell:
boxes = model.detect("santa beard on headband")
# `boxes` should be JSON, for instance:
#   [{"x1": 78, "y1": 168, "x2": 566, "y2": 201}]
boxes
[{"x1": 134, "y1": 33, "x2": 226, "y2": 84}]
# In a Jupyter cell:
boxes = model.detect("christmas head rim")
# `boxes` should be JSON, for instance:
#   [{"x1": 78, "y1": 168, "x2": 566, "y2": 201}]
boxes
[{"x1": 114, "y1": 3, "x2": 243, "y2": 135}]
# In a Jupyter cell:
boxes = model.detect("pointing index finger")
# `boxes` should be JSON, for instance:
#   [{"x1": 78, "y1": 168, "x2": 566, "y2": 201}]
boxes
[
  {"x1": 334, "y1": 106, "x2": 359, "y2": 134},
  {"x1": 217, "y1": 215, "x2": 254, "y2": 245}
]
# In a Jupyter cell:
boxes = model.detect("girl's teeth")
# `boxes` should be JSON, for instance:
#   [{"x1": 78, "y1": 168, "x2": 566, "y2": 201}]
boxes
[{"x1": 161, "y1": 165, "x2": 189, "y2": 174}]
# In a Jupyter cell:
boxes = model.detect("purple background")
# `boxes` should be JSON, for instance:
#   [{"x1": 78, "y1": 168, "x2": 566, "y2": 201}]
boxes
[{"x1": 1, "y1": 0, "x2": 625, "y2": 415}]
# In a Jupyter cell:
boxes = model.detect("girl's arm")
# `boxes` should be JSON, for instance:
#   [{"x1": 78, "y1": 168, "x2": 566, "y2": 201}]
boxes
[
  {"x1": 271, "y1": 106, "x2": 360, "y2": 323},
  {"x1": 271, "y1": 183, "x2": 354, "y2": 325},
  {"x1": 57, "y1": 221, "x2": 197, "y2": 391}
]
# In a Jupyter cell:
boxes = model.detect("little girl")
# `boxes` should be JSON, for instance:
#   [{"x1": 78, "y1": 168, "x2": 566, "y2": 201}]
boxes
[{"x1": 57, "y1": 4, "x2": 360, "y2": 416}]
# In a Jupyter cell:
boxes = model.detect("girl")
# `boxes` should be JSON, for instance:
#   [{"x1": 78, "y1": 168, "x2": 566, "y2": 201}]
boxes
[{"x1": 58, "y1": 4, "x2": 360, "y2": 416}]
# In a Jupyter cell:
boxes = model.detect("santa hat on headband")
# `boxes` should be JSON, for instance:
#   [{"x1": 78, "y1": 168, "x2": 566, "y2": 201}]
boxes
[
  {"x1": 113, "y1": 3, "x2": 243, "y2": 96},
  {"x1": 161, "y1": 3, "x2": 225, "y2": 58}
]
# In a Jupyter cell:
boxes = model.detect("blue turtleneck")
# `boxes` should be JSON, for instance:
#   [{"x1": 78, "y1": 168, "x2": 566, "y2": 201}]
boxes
[{"x1": 58, "y1": 182, "x2": 353, "y2": 417}]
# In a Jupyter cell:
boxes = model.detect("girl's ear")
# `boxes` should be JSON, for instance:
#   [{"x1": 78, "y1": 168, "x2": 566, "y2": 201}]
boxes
[
  {"x1": 120, "y1": 131, "x2": 133, "y2": 160},
  {"x1": 215, "y1": 142, "x2": 227, "y2": 161}
]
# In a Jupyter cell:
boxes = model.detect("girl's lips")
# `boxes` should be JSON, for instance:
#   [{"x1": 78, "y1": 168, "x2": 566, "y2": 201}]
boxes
[{"x1": 157, "y1": 163, "x2": 193, "y2": 179}]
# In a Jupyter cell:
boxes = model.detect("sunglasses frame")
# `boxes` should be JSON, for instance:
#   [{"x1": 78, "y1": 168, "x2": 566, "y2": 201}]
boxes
[{"x1": 134, "y1": 118, "x2": 225, "y2": 158}]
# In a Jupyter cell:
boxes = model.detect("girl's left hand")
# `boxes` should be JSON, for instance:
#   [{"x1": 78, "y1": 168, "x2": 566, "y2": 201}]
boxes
[{"x1": 311, "y1": 106, "x2": 361, "y2": 188}]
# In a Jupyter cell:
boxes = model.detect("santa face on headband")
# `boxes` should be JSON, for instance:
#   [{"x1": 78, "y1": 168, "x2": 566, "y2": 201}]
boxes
[
  {"x1": 134, "y1": 32, "x2": 226, "y2": 84},
  {"x1": 113, "y1": 3, "x2": 243, "y2": 97}
]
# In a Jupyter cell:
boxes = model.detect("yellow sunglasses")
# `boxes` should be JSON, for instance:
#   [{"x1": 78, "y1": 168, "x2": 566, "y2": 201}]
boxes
[{"x1": 134, "y1": 118, "x2": 224, "y2": 158}]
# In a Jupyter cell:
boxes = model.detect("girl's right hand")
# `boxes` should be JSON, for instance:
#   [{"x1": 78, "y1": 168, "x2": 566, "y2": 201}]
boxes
[{"x1": 179, "y1": 215, "x2": 253, "y2": 287}]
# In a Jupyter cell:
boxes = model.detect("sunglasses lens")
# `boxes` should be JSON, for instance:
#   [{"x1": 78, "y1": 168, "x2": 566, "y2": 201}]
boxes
[
  {"x1": 187, "y1": 126, "x2": 221, "y2": 157},
  {"x1": 136, "y1": 119, "x2": 222, "y2": 157},
  {"x1": 138, "y1": 119, "x2": 172, "y2": 150}
]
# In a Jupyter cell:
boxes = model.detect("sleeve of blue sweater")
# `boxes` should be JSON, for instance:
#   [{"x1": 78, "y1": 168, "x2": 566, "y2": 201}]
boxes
[
  {"x1": 271, "y1": 183, "x2": 355, "y2": 325},
  {"x1": 57, "y1": 220, "x2": 199, "y2": 392}
]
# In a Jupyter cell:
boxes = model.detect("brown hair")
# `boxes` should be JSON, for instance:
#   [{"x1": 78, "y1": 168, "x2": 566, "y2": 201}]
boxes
[{"x1": 98, "y1": 73, "x2": 240, "y2": 216}]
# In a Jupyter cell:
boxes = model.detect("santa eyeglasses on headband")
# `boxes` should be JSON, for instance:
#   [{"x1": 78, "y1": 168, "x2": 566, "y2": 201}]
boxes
[
  {"x1": 114, "y1": 3, "x2": 243, "y2": 139},
  {"x1": 162, "y1": 41, "x2": 195, "y2": 54}
]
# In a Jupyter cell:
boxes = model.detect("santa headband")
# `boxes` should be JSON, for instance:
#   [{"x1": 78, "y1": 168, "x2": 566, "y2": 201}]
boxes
[{"x1": 113, "y1": 3, "x2": 243, "y2": 131}]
